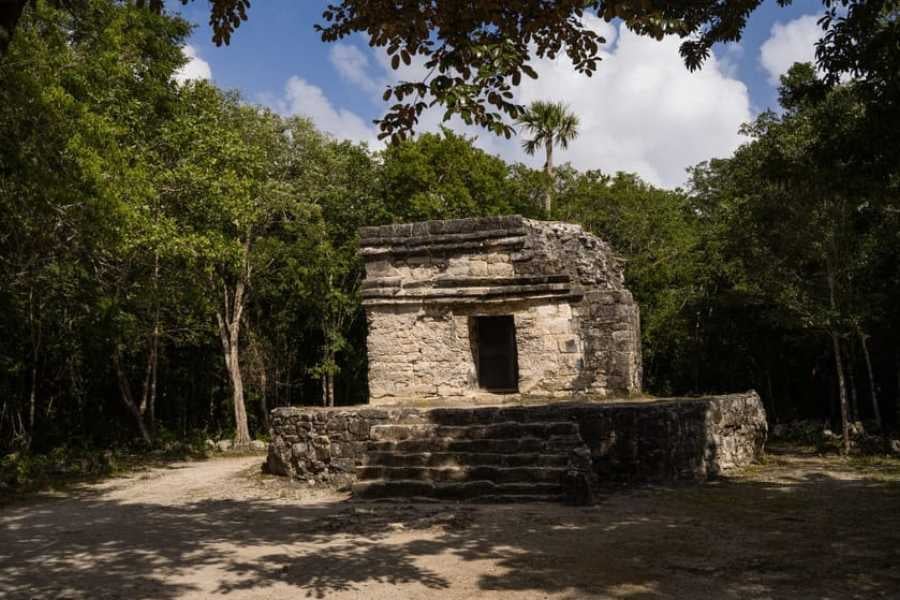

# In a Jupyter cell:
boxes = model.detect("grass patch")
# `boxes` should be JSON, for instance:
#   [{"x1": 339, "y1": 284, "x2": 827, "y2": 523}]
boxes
[
  {"x1": 0, "y1": 438, "x2": 210, "y2": 505},
  {"x1": 844, "y1": 455, "x2": 900, "y2": 482}
]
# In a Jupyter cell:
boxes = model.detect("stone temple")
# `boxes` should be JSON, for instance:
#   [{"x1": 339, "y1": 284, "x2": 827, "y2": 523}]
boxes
[
  {"x1": 265, "y1": 216, "x2": 767, "y2": 503},
  {"x1": 358, "y1": 216, "x2": 642, "y2": 404}
]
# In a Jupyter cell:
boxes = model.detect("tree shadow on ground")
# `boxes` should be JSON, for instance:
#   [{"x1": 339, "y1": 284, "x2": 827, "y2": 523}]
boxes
[{"x1": 1, "y1": 460, "x2": 899, "y2": 599}]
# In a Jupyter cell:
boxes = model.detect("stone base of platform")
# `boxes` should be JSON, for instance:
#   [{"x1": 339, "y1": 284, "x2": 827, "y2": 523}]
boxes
[{"x1": 265, "y1": 392, "x2": 767, "y2": 502}]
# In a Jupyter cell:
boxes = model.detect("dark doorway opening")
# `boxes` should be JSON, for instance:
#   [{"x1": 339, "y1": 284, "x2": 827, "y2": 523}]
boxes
[{"x1": 473, "y1": 316, "x2": 519, "y2": 392}]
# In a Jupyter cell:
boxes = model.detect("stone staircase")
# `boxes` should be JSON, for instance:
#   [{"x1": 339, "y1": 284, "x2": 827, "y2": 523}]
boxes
[{"x1": 352, "y1": 418, "x2": 590, "y2": 502}]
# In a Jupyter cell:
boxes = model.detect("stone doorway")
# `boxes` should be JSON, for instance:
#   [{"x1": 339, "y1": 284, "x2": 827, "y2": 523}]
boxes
[{"x1": 474, "y1": 316, "x2": 519, "y2": 392}]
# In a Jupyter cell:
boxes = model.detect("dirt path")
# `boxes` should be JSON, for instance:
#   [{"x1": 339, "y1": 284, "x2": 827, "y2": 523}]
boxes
[{"x1": 2, "y1": 449, "x2": 899, "y2": 599}]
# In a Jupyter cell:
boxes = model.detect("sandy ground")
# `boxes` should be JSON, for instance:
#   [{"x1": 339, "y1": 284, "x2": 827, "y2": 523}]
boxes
[{"x1": 2, "y1": 448, "x2": 899, "y2": 600}]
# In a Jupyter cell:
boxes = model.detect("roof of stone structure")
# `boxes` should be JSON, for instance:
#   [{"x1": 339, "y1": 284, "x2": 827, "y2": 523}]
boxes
[
  {"x1": 359, "y1": 215, "x2": 529, "y2": 259},
  {"x1": 359, "y1": 216, "x2": 626, "y2": 307},
  {"x1": 359, "y1": 215, "x2": 525, "y2": 240}
]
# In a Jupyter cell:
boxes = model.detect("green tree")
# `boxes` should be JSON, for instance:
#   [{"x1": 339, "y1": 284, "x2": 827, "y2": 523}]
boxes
[
  {"x1": 518, "y1": 101, "x2": 580, "y2": 215},
  {"x1": 252, "y1": 120, "x2": 383, "y2": 408},
  {"x1": 306, "y1": 139, "x2": 382, "y2": 407},
  {"x1": 690, "y1": 64, "x2": 899, "y2": 449},
  {"x1": 6, "y1": 2, "x2": 891, "y2": 143},
  {"x1": 0, "y1": 0, "x2": 190, "y2": 446},
  {"x1": 380, "y1": 128, "x2": 538, "y2": 221},
  {"x1": 159, "y1": 82, "x2": 302, "y2": 447},
  {"x1": 553, "y1": 169, "x2": 712, "y2": 394}
]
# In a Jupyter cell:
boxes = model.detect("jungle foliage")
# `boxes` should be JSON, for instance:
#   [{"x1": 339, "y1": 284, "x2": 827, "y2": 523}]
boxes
[
  {"x1": 1, "y1": 1, "x2": 898, "y2": 471},
  {"x1": 1, "y1": 1, "x2": 896, "y2": 141}
]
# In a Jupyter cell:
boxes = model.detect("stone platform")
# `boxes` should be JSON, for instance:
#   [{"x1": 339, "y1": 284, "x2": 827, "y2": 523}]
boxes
[{"x1": 265, "y1": 392, "x2": 767, "y2": 503}]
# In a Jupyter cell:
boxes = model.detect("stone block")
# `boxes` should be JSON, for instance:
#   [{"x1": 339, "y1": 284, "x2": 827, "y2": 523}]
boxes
[
  {"x1": 437, "y1": 385, "x2": 465, "y2": 397},
  {"x1": 313, "y1": 444, "x2": 331, "y2": 462},
  {"x1": 468, "y1": 260, "x2": 488, "y2": 276},
  {"x1": 348, "y1": 418, "x2": 370, "y2": 437},
  {"x1": 331, "y1": 458, "x2": 355, "y2": 473},
  {"x1": 406, "y1": 255, "x2": 431, "y2": 266},
  {"x1": 547, "y1": 319, "x2": 571, "y2": 335},
  {"x1": 326, "y1": 417, "x2": 348, "y2": 434},
  {"x1": 558, "y1": 338, "x2": 579, "y2": 353},
  {"x1": 488, "y1": 262, "x2": 515, "y2": 276},
  {"x1": 366, "y1": 260, "x2": 398, "y2": 278}
]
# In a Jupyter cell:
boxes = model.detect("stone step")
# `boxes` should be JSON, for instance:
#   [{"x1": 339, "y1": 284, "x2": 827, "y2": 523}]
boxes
[
  {"x1": 352, "y1": 479, "x2": 565, "y2": 501},
  {"x1": 474, "y1": 494, "x2": 564, "y2": 504},
  {"x1": 361, "y1": 451, "x2": 570, "y2": 469},
  {"x1": 355, "y1": 465, "x2": 568, "y2": 484},
  {"x1": 367, "y1": 434, "x2": 585, "y2": 455},
  {"x1": 402, "y1": 406, "x2": 566, "y2": 427},
  {"x1": 369, "y1": 421, "x2": 579, "y2": 442}
]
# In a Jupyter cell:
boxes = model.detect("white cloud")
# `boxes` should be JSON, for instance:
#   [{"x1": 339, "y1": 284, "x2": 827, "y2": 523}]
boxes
[
  {"x1": 174, "y1": 45, "x2": 212, "y2": 84},
  {"x1": 330, "y1": 44, "x2": 381, "y2": 93},
  {"x1": 759, "y1": 14, "x2": 823, "y2": 85},
  {"x1": 490, "y1": 19, "x2": 753, "y2": 187},
  {"x1": 718, "y1": 42, "x2": 744, "y2": 79},
  {"x1": 266, "y1": 76, "x2": 380, "y2": 146},
  {"x1": 266, "y1": 16, "x2": 753, "y2": 188},
  {"x1": 365, "y1": 17, "x2": 751, "y2": 188}
]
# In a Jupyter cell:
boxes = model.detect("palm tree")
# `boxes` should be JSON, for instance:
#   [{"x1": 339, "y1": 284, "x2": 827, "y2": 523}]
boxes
[{"x1": 518, "y1": 101, "x2": 580, "y2": 215}]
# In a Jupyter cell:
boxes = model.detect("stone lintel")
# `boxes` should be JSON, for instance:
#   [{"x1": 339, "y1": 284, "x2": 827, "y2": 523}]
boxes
[
  {"x1": 361, "y1": 291, "x2": 583, "y2": 307},
  {"x1": 359, "y1": 215, "x2": 527, "y2": 241},
  {"x1": 361, "y1": 274, "x2": 570, "y2": 291},
  {"x1": 360, "y1": 236, "x2": 526, "y2": 259},
  {"x1": 361, "y1": 282, "x2": 573, "y2": 300},
  {"x1": 359, "y1": 227, "x2": 527, "y2": 250}
]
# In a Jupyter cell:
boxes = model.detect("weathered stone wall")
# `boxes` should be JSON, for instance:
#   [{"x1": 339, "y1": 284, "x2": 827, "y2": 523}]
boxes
[
  {"x1": 569, "y1": 392, "x2": 768, "y2": 481},
  {"x1": 266, "y1": 392, "x2": 767, "y2": 488},
  {"x1": 359, "y1": 216, "x2": 642, "y2": 404},
  {"x1": 265, "y1": 407, "x2": 398, "y2": 483}
]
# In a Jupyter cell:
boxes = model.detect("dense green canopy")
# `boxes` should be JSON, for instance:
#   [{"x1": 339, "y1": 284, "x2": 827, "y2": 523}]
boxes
[
  {"x1": 1, "y1": 1, "x2": 896, "y2": 142},
  {"x1": 0, "y1": 1, "x2": 898, "y2": 478}
]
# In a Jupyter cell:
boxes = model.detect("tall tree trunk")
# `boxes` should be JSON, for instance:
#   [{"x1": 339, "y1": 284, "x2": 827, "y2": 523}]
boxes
[
  {"x1": 147, "y1": 252, "x2": 160, "y2": 431},
  {"x1": 830, "y1": 332, "x2": 851, "y2": 453},
  {"x1": 542, "y1": 141, "x2": 555, "y2": 215},
  {"x1": 826, "y1": 265, "x2": 850, "y2": 453},
  {"x1": 846, "y1": 339, "x2": 859, "y2": 423},
  {"x1": 24, "y1": 364, "x2": 37, "y2": 450},
  {"x1": 215, "y1": 235, "x2": 252, "y2": 447},
  {"x1": 138, "y1": 317, "x2": 159, "y2": 435},
  {"x1": 217, "y1": 296, "x2": 251, "y2": 447},
  {"x1": 229, "y1": 336, "x2": 250, "y2": 445},
  {"x1": 112, "y1": 350, "x2": 152, "y2": 444},
  {"x1": 858, "y1": 328, "x2": 882, "y2": 430},
  {"x1": 26, "y1": 286, "x2": 42, "y2": 449},
  {"x1": 28, "y1": 365, "x2": 36, "y2": 434},
  {"x1": 149, "y1": 338, "x2": 158, "y2": 430}
]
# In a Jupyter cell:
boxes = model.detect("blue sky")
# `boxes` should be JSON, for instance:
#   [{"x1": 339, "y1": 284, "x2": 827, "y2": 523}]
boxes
[{"x1": 172, "y1": 0, "x2": 827, "y2": 188}]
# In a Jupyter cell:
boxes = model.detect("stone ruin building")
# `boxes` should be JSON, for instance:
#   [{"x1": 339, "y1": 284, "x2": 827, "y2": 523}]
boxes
[
  {"x1": 265, "y1": 216, "x2": 767, "y2": 503},
  {"x1": 358, "y1": 215, "x2": 642, "y2": 404}
]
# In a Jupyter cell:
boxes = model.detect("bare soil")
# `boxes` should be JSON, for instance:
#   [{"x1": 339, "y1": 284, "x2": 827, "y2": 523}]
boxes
[{"x1": 2, "y1": 446, "x2": 899, "y2": 599}]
